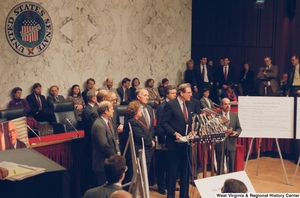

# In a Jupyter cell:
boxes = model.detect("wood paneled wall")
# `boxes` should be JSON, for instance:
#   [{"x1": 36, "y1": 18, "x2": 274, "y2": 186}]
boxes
[{"x1": 192, "y1": 0, "x2": 300, "y2": 87}]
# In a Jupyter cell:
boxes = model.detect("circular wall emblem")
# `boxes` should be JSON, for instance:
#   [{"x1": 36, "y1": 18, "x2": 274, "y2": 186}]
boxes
[{"x1": 5, "y1": 2, "x2": 53, "y2": 57}]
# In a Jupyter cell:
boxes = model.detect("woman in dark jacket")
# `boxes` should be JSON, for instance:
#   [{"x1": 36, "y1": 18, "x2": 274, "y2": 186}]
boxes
[{"x1": 126, "y1": 101, "x2": 155, "y2": 170}]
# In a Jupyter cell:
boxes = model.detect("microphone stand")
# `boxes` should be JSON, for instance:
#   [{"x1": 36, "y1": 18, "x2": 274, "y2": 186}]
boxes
[
  {"x1": 27, "y1": 125, "x2": 41, "y2": 144},
  {"x1": 66, "y1": 118, "x2": 80, "y2": 138}
]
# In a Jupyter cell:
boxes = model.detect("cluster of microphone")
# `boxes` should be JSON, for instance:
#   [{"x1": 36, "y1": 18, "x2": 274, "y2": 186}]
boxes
[{"x1": 188, "y1": 108, "x2": 229, "y2": 144}]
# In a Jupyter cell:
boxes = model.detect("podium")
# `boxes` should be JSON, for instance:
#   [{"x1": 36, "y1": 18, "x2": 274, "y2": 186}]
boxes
[{"x1": 0, "y1": 148, "x2": 69, "y2": 198}]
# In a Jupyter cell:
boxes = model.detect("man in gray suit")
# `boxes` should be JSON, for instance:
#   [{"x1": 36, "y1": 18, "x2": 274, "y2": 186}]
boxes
[
  {"x1": 83, "y1": 155, "x2": 127, "y2": 198},
  {"x1": 91, "y1": 101, "x2": 120, "y2": 186},
  {"x1": 216, "y1": 98, "x2": 242, "y2": 175},
  {"x1": 257, "y1": 57, "x2": 279, "y2": 96},
  {"x1": 47, "y1": 85, "x2": 66, "y2": 108}
]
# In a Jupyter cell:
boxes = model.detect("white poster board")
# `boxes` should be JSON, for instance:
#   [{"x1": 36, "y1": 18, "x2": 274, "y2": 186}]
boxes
[
  {"x1": 194, "y1": 171, "x2": 255, "y2": 198},
  {"x1": 296, "y1": 97, "x2": 300, "y2": 139},
  {"x1": 238, "y1": 96, "x2": 294, "y2": 138}
]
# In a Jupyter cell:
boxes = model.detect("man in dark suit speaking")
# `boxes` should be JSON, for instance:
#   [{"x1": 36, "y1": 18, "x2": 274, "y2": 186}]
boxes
[
  {"x1": 161, "y1": 83, "x2": 193, "y2": 198},
  {"x1": 216, "y1": 98, "x2": 242, "y2": 175}
]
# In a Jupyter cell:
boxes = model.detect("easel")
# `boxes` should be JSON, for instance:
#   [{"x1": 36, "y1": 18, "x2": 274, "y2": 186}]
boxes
[
  {"x1": 291, "y1": 155, "x2": 300, "y2": 185},
  {"x1": 122, "y1": 123, "x2": 149, "y2": 198},
  {"x1": 244, "y1": 137, "x2": 290, "y2": 184}
]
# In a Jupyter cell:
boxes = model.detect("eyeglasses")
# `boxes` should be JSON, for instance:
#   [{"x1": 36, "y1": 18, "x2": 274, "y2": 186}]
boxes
[{"x1": 9, "y1": 129, "x2": 16, "y2": 134}]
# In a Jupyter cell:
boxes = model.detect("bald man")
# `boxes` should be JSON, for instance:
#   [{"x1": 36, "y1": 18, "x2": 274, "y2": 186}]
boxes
[
  {"x1": 215, "y1": 98, "x2": 242, "y2": 175},
  {"x1": 109, "y1": 190, "x2": 132, "y2": 198},
  {"x1": 8, "y1": 121, "x2": 26, "y2": 149}
]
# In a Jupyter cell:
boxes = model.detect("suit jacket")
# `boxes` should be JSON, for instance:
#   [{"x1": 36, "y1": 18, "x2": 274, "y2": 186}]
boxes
[
  {"x1": 140, "y1": 104, "x2": 155, "y2": 137},
  {"x1": 190, "y1": 98, "x2": 201, "y2": 114},
  {"x1": 161, "y1": 98, "x2": 192, "y2": 150},
  {"x1": 26, "y1": 93, "x2": 48, "y2": 116},
  {"x1": 47, "y1": 95, "x2": 66, "y2": 108},
  {"x1": 216, "y1": 65, "x2": 235, "y2": 87},
  {"x1": 128, "y1": 118, "x2": 154, "y2": 163},
  {"x1": 194, "y1": 64, "x2": 214, "y2": 89},
  {"x1": 215, "y1": 112, "x2": 242, "y2": 152},
  {"x1": 287, "y1": 65, "x2": 300, "y2": 91},
  {"x1": 257, "y1": 64, "x2": 279, "y2": 95},
  {"x1": 156, "y1": 101, "x2": 167, "y2": 144},
  {"x1": 146, "y1": 87, "x2": 162, "y2": 101},
  {"x1": 83, "y1": 183, "x2": 122, "y2": 198},
  {"x1": 238, "y1": 70, "x2": 254, "y2": 88},
  {"x1": 116, "y1": 86, "x2": 131, "y2": 105},
  {"x1": 184, "y1": 69, "x2": 197, "y2": 89},
  {"x1": 16, "y1": 139, "x2": 26, "y2": 149},
  {"x1": 8, "y1": 139, "x2": 26, "y2": 150},
  {"x1": 82, "y1": 89, "x2": 89, "y2": 105},
  {"x1": 91, "y1": 117, "x2": 120, "y2": 172},
  {"x1": 82, "y1": 104, "x2": 99, "y2": 142},
  {"x1": 200, "y1": 97, "x2": 215, "y2": 109}
]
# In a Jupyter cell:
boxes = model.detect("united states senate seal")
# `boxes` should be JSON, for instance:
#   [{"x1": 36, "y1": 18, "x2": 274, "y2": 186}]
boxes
[{"x1": 5, "y1": 2, "x2": 53, "y2": 57}]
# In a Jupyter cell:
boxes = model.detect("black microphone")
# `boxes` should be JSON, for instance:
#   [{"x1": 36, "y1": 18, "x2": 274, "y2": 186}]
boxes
[
  {"x1": 27, "y1": 125, "x2": 41, "y2": 144},
  {"x1": 65, "y1": 118, "x2": 80, "y2": 138}
]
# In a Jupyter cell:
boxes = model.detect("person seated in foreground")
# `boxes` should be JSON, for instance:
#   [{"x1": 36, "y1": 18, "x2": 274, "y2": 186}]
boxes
[
  {"x1": 83, "y1": 155, "x2": 127, "y2": 198},
  {"x1": 109, "y1": 190, "x2": 132, "y2": 198},
  {"x1": 221, "y1": 178, "x2": 248, "y2": 193}
]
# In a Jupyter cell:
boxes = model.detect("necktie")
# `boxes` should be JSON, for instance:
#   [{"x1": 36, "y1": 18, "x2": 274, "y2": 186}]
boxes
[
  {"x1": 225, "y1": 113, "x2": 229, "y2": 121},
  {"x1": 225, "y1": 113, "x2": 230, "y2": 128},
  {"x1": 107, "y1": 121, "x2": 113, "y2": 134},
  {"x1": 202, "y1": 65, "x2": 205, "y2": 79},
  {"x1": 124, "y1": 90, "x2": 128, "y2": 101},
  {"x1": 55, "y1": 96, "x2": 60, "y2": 102},
  {"x1": 37, "y1": 96, "x2": 42, "y2": 109},
  {"x1": 206, "y1": 98, "x2": 211, "y2": 108},
  {"x1": 243, "y1": 71, "x2": 247, "y2": 80},
  {"x1": 143, "y1": 106, "x2": 150, "y2": 128},
  {"x1": 182, "y1": 102, "x2": 188, "y2": 123},
  {"x1": 224, "y1": 66, "x2": 227, "y2": 81}
]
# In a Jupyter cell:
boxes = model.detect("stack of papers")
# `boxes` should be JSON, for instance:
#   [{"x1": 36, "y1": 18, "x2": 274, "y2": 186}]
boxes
[
  {"x1": 175, "y1": 136, "x2": 197, "y2": 143},
  {"x1": 0, "y1": 161, "x2": 45, "y2": 181}
]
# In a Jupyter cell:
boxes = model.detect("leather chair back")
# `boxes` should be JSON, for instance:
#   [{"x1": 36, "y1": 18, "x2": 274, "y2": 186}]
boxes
[
  {"x1": 0, "y1": 108, "x2": 26, "y2": 121},
  {"x1": 52, "y1": 101, "x2": 77, "y2": 132},
  {"x1": 114, "y1": 105, "x2": 128, "y2": 125},
  {"x1": 147, "y1": 99, "x2": 156, "y2": 108}
]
